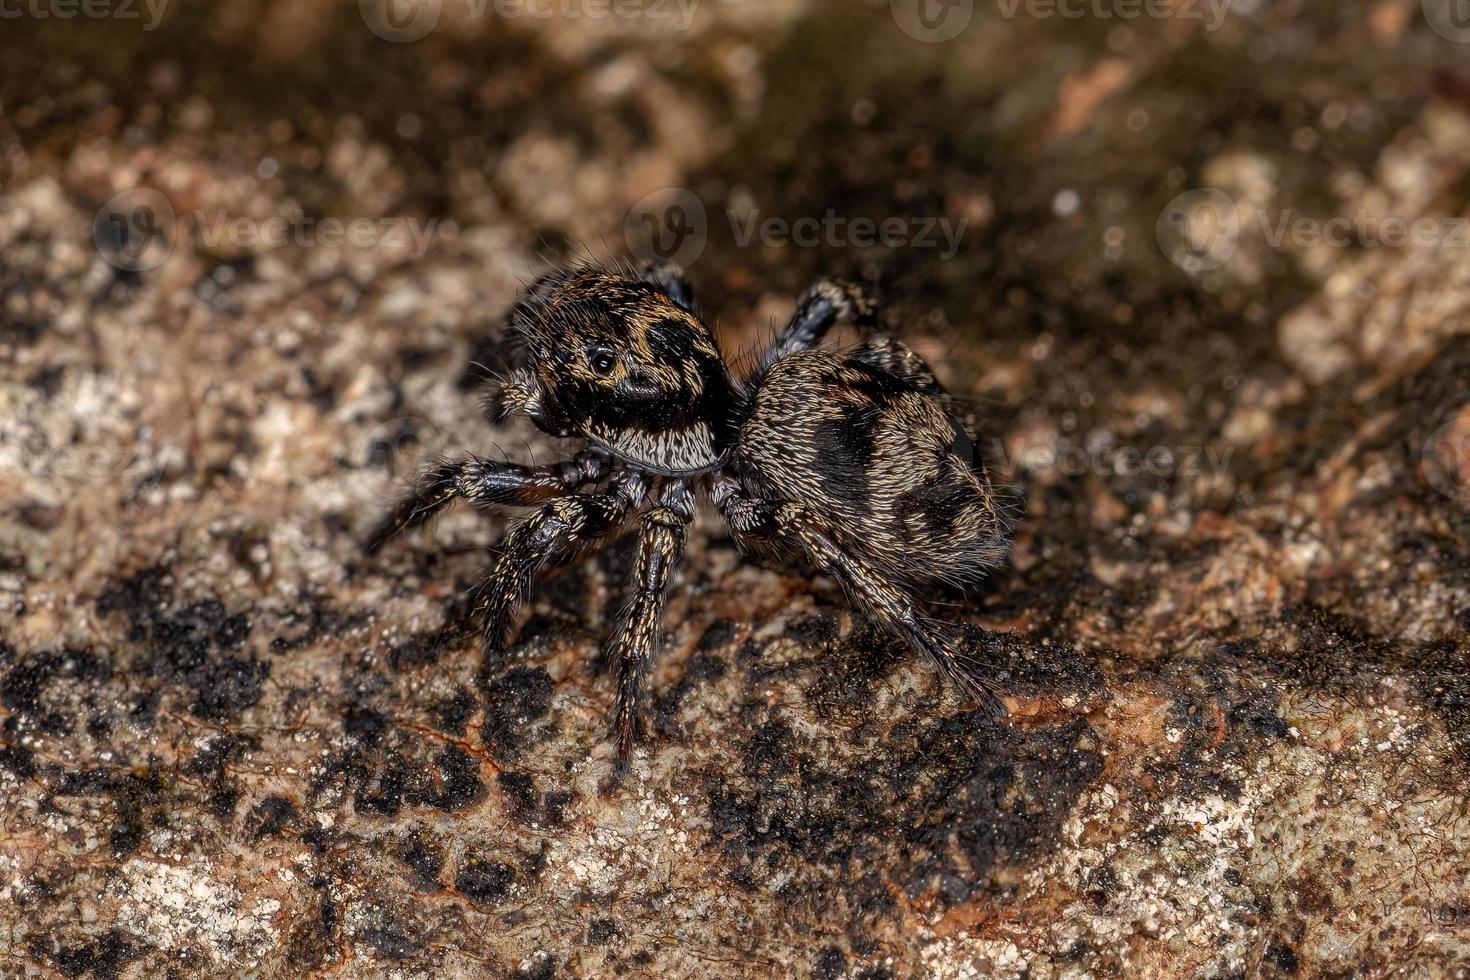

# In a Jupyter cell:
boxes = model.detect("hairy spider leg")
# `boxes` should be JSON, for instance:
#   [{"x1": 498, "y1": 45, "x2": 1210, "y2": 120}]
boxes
[
  {"x1": 605, "y1": 481, "x2": 695, "y2": 767},
  {"x1": 753, "y1": 277, "x2": 877, "y2": 380},
  {"x1": 712, "y1": 478, "x2": 1007, "y2": 719},
  {"x1": 476, "y1": 471, "x2": 649, "y2": 659},
  {"x1": 365, "y1": 450, "x2": 610, "y2": 554}
]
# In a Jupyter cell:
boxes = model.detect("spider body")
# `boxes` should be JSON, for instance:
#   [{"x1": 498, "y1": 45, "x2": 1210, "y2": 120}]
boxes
[{"x1": 367, "y1": 265, "x2": 1012, "y2": 764}]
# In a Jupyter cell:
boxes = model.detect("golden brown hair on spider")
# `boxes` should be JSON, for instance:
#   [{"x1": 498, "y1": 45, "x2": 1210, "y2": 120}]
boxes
[{"x1": 366, "y1": 262, "x2": 1014, "y2": 770}]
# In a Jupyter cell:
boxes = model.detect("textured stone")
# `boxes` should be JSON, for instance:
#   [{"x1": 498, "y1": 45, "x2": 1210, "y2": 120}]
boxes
[{"x1": 2, "y1": 3, "x2": 1469, "y2": 978}]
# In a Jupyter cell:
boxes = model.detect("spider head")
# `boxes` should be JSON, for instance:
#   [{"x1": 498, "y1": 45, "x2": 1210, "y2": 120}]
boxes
[{"x1": 508, "y1": 268, "x2": 741, "y2": 474}]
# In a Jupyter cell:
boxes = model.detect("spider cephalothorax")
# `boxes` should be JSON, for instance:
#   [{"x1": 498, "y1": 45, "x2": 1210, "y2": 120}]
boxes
[
  {"x1": 498, "y1": 267, "x2": 742, "y2": 473},
  {"x1": 368, "y1": 263, "x2": 1013, "y2": 765}
]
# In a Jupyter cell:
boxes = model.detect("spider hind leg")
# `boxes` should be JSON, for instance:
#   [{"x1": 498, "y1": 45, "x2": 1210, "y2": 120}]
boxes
[{"x1": 714, "y1": 481, "x2": 1007, "y2": 717}]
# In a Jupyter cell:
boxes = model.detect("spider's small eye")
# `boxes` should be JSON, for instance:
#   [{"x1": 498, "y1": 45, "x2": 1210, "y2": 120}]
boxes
[{"x1": 588, "y1": 349, "x2": 618, "y2": 376}]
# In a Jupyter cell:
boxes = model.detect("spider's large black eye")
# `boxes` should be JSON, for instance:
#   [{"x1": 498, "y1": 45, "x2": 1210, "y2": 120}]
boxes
[{"x1": 588, "y1": 349, "x2": 617, "y2": 376}]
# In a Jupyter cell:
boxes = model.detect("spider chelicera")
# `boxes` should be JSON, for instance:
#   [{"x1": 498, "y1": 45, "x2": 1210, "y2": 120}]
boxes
[{"x1": 367, "y1": 263, "x2": 1012, "y2": 764}]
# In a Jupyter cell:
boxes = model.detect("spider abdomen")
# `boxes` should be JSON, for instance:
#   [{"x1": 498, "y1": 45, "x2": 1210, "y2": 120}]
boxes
[{"x1": 736, "y1": 349, "x2": 1009, "y2": 590}]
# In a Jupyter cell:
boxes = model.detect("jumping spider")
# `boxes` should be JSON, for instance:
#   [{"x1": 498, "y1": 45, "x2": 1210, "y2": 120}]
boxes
[{"x1": 367, "y1": 264, "x2": 1012, "y2": 763}]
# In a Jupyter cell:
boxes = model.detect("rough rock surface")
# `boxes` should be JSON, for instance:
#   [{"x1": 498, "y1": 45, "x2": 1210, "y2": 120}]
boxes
[{"x1": 2, "y1": 3, "x2": 1470, "y2": 978}]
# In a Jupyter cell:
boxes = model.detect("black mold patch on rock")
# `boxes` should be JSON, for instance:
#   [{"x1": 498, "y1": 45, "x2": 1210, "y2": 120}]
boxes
[
  {"x1": 497, "y1": 770, "x2": 539, "y2": 822},
  {"x1": 0, "y1": 743, "x2": 36, "y2": 778},
  {"x1": 432, "y1": 687, "x2": 479, "y2": 735},
  {"x1": 285, "y1": 899, "x2": 339, "y2": 971},
  {"x1": 389, "y1": 625, "x2": 463, "y2": 672},
  {"x1": 96, "y1": 566, "x2": 267, "y2": 720},
  {"x1": 184, "y1": 734, "x2": 255, "y2": 824},
  {"x1": 324, "y1": 705, "x2": 485, "y2": 817},
  {"x1": 1, "y1": 645, "x2": 114, "y2": 739},
  {"x1": 696, "y1": 618, "x2": 740, "y2": 653},
  {"x1": 430, "y1": 745, "x2": 484, "y2": 811},
  {"x1": 655, "y1": 643, "x2": 729, "y2": 734},
  {"x1": 361, "y1": 927, "x2": 416, "y2": 960},
  {"x1": 815, "y1": 946, "x2": 847, "y2": 979},
  {"x1": 47, "y1": 929, "x2": 141, "y2": 979},
  {"x1": 586, "y1": 917, "x2": 619, "y2": 944},
  {"x1": 493, "y1": 769, "x2": 562, "y2": 823},
  {"x1": 1225, "y1": 610, "x2": 1470, "y2": 776},
  {"x1": 948, "y1": 625, "x2": 1104, "y2": 700},
  {"x1": 247, "y1": 795, "x2": 299, "y2": 840},
  {"x1": 351, "y1": 756, "x2": 415, "y2": 816},
  {"x1": 480, "y1": 665, "x2": 554, "y2": 760},
  {"x1": 709, "y1": 710, "x2": 1102, "y2": 917},
  {"x1": 1266, "y1": 937, "x2": 1302, "y2": 975},
  {"x1": 3, "y1": 649, "x2": 75, "y2": 735},
  {"x1": 400, "y1": 834, "x2": 445, "y2": 890},
  {"x1": 456, "y1": 857, "x2": 516, "y2": 904},
  {"x1": 343, "y1": 705, "x2": 389, "y2": 746},
  {"x1": 787, "y1": 614, "x2": 842, "y2": 650},
  {"x1": 44, "y1": 764, "x2": 164, "y2": 861},
  {"x1": 361, "y1": 919, "x2": 422, "y2": 961},
  {"x1": 1415, "y1": 631, "x2": 1470, "y2": 766},
  {"x1": 800, "y1": 623, "x2": 912, "y2": 719}
]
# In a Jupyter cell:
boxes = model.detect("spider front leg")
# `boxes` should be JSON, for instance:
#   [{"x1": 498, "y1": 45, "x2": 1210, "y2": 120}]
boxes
[
  {"x1": 606, "y1": 481, "x2": 694, "y2": 766},
  {"x1": 365, "y1": 450, "x2": 609, "y2": 554},
  {"x1": 476, "y1": 471, "x2": 649, "y2": 660},
  {"x1": 713, "y1": 478, "x2": 1006, "y2": 718},
  {"x1": 754, "y1": 278, "x2": 876, "y2": 379}
]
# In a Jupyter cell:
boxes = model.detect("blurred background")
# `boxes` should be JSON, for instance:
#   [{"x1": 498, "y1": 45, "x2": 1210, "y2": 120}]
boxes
[{"x1": 3, "y1": 1, "x2": 1470, "y2": 977}]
